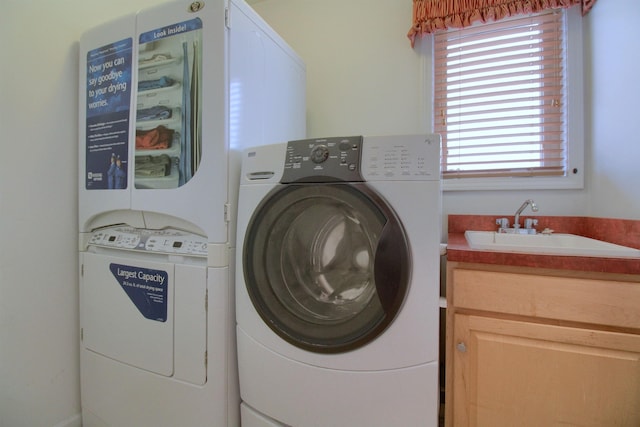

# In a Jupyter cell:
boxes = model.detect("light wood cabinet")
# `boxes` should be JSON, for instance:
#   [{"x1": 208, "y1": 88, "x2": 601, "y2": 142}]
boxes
[{"x1": 445, "y1": 263, "x2": 640, "y2": 427}]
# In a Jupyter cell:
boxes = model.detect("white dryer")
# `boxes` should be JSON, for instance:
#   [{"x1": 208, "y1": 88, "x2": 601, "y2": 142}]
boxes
[
  {"x1": 235, "y1": 135, "x2": 442, "y2": 427},
  {"x1": 80, "y1": 226, "x2": 235, "y2": 426}
]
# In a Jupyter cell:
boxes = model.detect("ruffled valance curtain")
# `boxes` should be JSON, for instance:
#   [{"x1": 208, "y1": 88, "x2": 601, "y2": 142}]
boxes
[{"x1": 408, "y1": 0, "x2": 597, "y2": 47}]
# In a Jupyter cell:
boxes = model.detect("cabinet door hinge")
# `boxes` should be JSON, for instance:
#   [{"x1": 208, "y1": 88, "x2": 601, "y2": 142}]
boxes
[
  {"x1": 224, "y1": 203, "x2": 231, "y2": 223},
  {"x1": 224, "y1": 7, "x2": 230, "y2": 29}
]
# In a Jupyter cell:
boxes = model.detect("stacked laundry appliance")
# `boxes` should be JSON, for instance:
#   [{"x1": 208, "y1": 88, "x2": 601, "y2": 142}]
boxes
[{"x1": 78, "y1": 1, "x2": 305, "y2": 425}]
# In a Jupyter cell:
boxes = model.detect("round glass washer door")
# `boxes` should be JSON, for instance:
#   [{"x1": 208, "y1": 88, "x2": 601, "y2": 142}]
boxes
[{"x1": 243, "y1": 183, "x2": 411, "y2": 353}]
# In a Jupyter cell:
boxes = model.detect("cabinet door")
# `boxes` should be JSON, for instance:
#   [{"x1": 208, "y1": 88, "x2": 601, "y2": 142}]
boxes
[{"x1": 452, "y1": 314, "x2": 640, "y2": 427}]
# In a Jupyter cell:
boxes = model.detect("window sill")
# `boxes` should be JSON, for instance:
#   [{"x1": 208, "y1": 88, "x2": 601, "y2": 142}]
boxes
[{"x1": 442, "y1": 174, "x2": 584, "y2": 191}]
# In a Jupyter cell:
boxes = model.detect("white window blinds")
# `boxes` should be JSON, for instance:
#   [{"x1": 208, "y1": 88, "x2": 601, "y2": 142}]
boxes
[{"x1": 434, "y1": 9, "x2": 568, "y2": 179}]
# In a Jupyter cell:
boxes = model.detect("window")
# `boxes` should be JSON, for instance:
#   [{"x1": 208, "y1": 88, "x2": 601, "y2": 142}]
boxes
[{"x1": 433, "y1": 7, "x2": 584, "y2": 190}]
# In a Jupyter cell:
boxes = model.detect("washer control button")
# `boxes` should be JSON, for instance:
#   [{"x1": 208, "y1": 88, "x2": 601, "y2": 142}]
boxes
[{"x1": 310, "y1": 145, "x2": 330, "y2": 163}]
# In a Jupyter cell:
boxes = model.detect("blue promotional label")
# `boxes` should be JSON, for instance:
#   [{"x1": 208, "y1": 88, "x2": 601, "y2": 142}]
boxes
[
  {"x1": 85, "y1": 38, "x2": 133, "y2": 190},
  {"x1": 110, "y1": 263, "x2": 168, "y2": 322},
  {"x1": 139, "y1": 18, "x2": 202, "y2": 43}
]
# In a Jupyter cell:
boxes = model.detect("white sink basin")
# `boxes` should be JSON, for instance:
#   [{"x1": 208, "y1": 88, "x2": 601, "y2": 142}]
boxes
[{"x1": 465, "y1": 231, "x2": 640, "y2": 258}]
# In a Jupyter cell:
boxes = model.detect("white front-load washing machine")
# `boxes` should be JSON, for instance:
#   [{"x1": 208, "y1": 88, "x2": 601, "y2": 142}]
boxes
[{"x1": 235, "y1": 134, "x2": 442, "y2": 426}]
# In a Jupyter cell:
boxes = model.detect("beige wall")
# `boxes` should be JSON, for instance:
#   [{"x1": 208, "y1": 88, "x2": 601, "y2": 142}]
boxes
[
  {"x1": 586, "y1": 0, "x2": 640, "y2": 218},
  {"x1": 253, "y1": 0, "x2": 428, "y2": 138}
]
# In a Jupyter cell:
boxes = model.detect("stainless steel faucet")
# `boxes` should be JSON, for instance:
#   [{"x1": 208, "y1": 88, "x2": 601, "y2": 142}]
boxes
[{"x1": 513, "y1": 199, "x2": 538, "y2": 229}]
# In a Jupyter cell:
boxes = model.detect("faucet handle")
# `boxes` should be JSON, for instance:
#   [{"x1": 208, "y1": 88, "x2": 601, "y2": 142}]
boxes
[
  {"x1": 524, "y1": 218, "x2": 538, "y2": 230},
  {"x1": 496, "y1": 217, "x2": 510, "y2": 229}
]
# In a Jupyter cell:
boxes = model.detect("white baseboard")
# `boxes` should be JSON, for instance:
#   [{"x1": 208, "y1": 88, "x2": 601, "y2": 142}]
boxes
[{"x1": 53, "y1": 413, "x2": 82, "y2": 427}]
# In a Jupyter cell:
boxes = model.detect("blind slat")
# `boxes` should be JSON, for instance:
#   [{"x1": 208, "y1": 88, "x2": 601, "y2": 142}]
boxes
[
  {"x1": 434, "y1": 57, "x2": 564, "y2": 80},
  {"x1": 445, "y1": 169, "x2": 565, "y2": 179},
  {"x1": 435, "y1": 94, "x2": 564, "y2": 112},
  {"x1": 445, "y1": 112, "x2": 564, "y2": 126},
  {"x1": 437, "y1": 82, "x2": 564, "y2": 103},
  {"x1": 434, "y1": 33, "x2": 563, "y2": 54},
  {"x1": 434, "y1": 19, "x2": 562, "y2": 53}
]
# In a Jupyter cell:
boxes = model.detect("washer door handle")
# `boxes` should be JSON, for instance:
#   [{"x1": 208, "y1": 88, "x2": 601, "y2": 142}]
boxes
[{"x1": 373, "y1": 218, "x2": 410, "y2": 313}]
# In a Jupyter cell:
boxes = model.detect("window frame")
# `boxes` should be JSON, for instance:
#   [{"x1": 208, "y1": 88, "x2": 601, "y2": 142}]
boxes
[{"x1": 425, "y1": 6, "x2": 584, "y2": 191}]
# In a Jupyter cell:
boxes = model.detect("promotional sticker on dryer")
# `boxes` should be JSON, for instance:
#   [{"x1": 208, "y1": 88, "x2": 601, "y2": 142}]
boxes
[
  {"x1": 84, "y1": 38, "x2": 133, "y2": 190},
  {"x1": 83, "y1": 19, "x2": 203, "y2": 191},
  {"x1": 135, "y1": 18, "x2": 203, "y2": 189},
  {"x1": 109, "y1": 263, "x2": 168, "y2": 322}
]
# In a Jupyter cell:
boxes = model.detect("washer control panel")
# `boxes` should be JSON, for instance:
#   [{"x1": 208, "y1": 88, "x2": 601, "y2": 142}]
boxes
[
  {"x1": 282, "y1": 136, "x2": 363, "y2": 183},
  {"x1": 361, "y1": 134, "x2": 440, "y2": 180},
  {"x1": 88, "y1": 226, "x2": 207, "y2": 256}
]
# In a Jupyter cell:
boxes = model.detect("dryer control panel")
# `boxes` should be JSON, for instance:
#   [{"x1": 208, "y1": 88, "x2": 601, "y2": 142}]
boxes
[{"x1": 88, "y1": 226, "x2": 207, "y2": 256}]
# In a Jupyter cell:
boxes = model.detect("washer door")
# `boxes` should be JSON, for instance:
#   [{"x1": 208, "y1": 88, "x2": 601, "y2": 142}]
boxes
[{"x1": 243, "y1": 183, "x2": 410, "y2": 353}]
